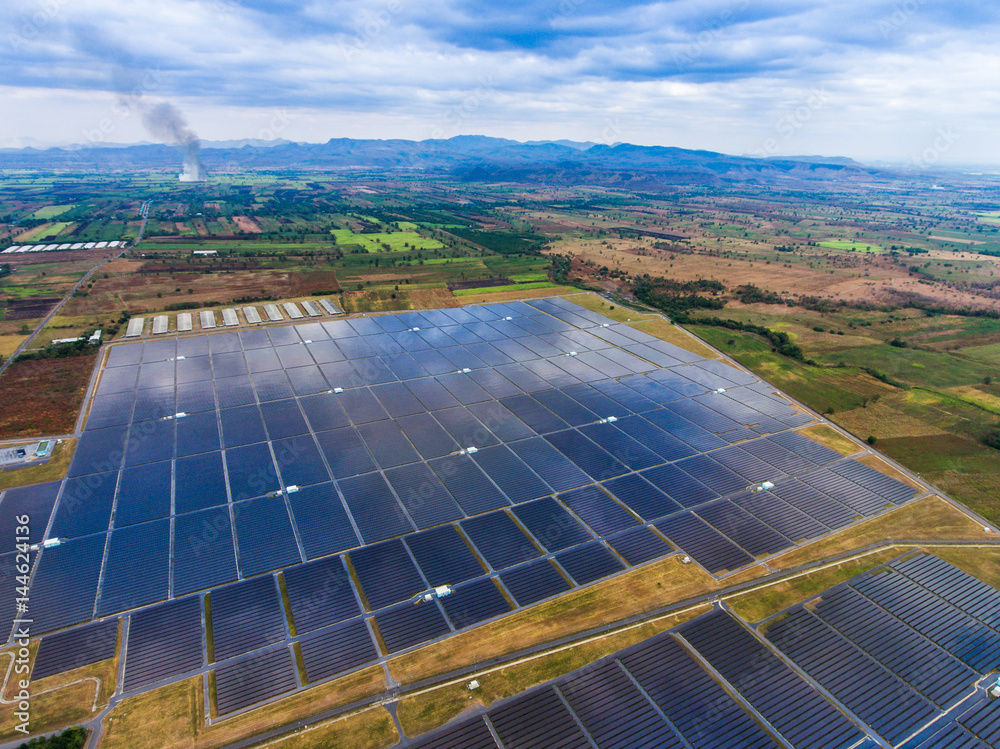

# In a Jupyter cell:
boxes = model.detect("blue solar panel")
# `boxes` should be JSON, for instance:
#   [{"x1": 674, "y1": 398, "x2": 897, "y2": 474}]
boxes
[
  {"x1": 608, "y1": 525, "x2": 673, "y2": 566},
  {"x1": 371, "y1": 382, "x2": 426, "y2": 417},
  {"x1": 99, "y1": 518, "x2": 170, "y2": 615},
  {"x1": 404, "y1": 525, "x2": 485, "y2": 588},
  {"x1": 510, "y1": 497, "x2": 592, "y2": 552},
  {"x1": 315, "y1": 426, "x2": 377, "y2": 478},
  {"x1": 33, "y1": 619, "x2": 118, "y2": 681},
  {"x1": 272, "y1": 434, "x2": 330, "y2": 488},
  {"x1": 576, "y1": 421, "x2": 662, "y2": 470},
  {"x1": 695, "y1": 500, "x2": 793, "y2": 557},
  {"x1": 175, "y1": 451, "x2": 228, "y2": 513},
  {"x1": 215, "y1": 375, "x2": 256, "y2": 409},
  {"x1": 259, "y1": 399, "x2": 309, "y2": 439},
  {"x1": 0, "y1": 481, "x2": 59, "y2": 552},
  {"x1": 466, "y1": 401, "x2": 535, "y2": 441},
  {"x1": 286, "y1": 483, "x2": 359, "y2": 559},
  {"x1": 215, "y1": 646, "x2": 297, "y2": 714},
  {"x1": 558, "y1": 485, "x2": 639, "y2": 536},
  {"x1": 499, "y1": 394, "x2": 568, "y2": 433},
  {"x1": 440, "y1": 578, "x2": 511, "y2": 628},
  {"x1": 461, "y1": 511, "x2": 541, "y2": 571},
  {"x1": 611, "y1": 415, "x2": 698, "y2": 461},
  {"x1": 545, "y1": 429, "x2": 629, "y2": 481},
  {"x1": 428, "y1": 454, "x2": 509, "y2": 515},
  {"x1": 508, "y1": 437, "x2": 590, "y2": 492},
  {"x1": 176, "y1": 381, "x2": 216, "y2": 414},
  {"x1": 49, "y1": 472, "x2": 117, "y2": 538},
  {"x1": 299, "y1": 618, "x2": 378, "y2": 683},
  {"x1": 396, "y1": 413, "x2": 460, "y2": 459},
  {"x1": 283, "y1": 556, "x2": 360, "y2": 634},
  {"x1": 31, "y1": 534, "x2": 106, "y2": 633},
  {"x1": 210, "y1": 575, "x2": 286, "y2": 661},
  {"x1": 654, "y1": 512, "x2": 754, "y2": 574},
  {"x1": 555, "y1": 541, "x2": 625, "y2": 585},
  {"x1": 350, "y1": 538, "x2": 426, "y2": 610},
  {"x1": 299, "y1": 392, "x2": 351, "y2": 432},
  {"x1": 220, "y1": 404, "x2": 267, "y2": 447},
  {"x1": 357, "y1": 419, "x2": 421, "y2": 468},
  {"x1": 641, "y1": 463, "x2": 718, "y2": 509},
  {"x1": 233, "y1": 495, "x2": 301, "y2": 576},
  {"x1": 252, "y1": 369, "x2": 294, "y2": 401},
  {"x1": 433, "y1": 407, "x2": 499, "y2": 448},
  {"x1": 338, "y1": 472, "x2": 414, "y2": 544},
  {"x1": 499, "y1": 559, "x2": 572, "y2": 606},
  {"x1": 173, "y1": 506, "x2": 238, "y2": 595},
  {"x1": 406, "y1": 378, "x2": 460, "y2": 410},
  {"x1": 374, "y1": 601, "x2": 451, "y2": 653},
  {"x1": 470, "y1": 444, "x2": 552, "y2": 503},
  {"x1": 225, "y1": 442, "x2": 279, "y2": 501},
  {"x1": 68, "y1": 425, "x2": 127, "y2": 477},
  {"x1": 124, "y1": 418, "x2": 175, "y2": 466},
  {"x1": 384, "y1": 463, "x2": 464, "y2": 529},
  {"x1": 602, "y1": 473, "x2": 683, "y2": 521},
  {"x1": 123, "y1": 596, "x2": 203, "y2": 691}
]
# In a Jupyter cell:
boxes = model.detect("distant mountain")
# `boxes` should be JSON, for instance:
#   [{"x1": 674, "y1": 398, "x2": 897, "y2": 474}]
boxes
[{"x1": 0, "y1": 134, "x2": 928, "y2": 189}]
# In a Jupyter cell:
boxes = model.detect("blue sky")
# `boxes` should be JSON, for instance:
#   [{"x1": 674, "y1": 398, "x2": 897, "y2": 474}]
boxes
[{"x1": 2, "y1": 0, "x2": 997, "y2": 164}]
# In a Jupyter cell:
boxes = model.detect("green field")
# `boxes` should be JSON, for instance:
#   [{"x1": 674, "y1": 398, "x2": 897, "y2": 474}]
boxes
[
  {"x1": 30, "y1": 204, "x2": 75, "y2": 219},
  {"x1": 818, "y1": 240, "x2": 888, "y2": 252},
  {"x1": 453, "y1": 281, "x2": 559, "y2": 296},
  {"x1": 331, "y1": 228, "x2": 444, "y2": 253}
]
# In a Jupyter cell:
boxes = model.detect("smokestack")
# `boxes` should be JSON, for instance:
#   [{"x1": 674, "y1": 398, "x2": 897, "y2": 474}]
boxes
[{"x1": 139, "y1": 102, "x2": 206, "y2": 181}]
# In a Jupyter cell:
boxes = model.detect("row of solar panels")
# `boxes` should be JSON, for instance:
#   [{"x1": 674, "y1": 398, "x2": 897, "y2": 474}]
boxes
[
  {"x1": 1, "y1": 240, "x2": 123, "y2": 254},
  {"x1": 405, "y1": 553, "x2": 1000, "y2": 749},
  {"x1": 7, "y1": 434, "x2": 915, "y2": 639},
  {"x1": 124, "y1": 298, "x2": 343, "y2": 338}
]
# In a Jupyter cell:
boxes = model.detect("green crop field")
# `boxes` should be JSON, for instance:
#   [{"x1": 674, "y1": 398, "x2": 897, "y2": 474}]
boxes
[
  {"x1": 30, "y1": 204, "x2": 75, "y2": 219},
  {"x1": 818, "y1": 240, "x2": 888, "y2": 252},
  {"x1": 331, "y1": 228, "x2": 444, "y2": 252}
]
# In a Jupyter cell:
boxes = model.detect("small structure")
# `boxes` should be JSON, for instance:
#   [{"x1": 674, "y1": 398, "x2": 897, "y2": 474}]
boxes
[
  {"x1": 199, "y1": 310, "x2": 217, "y2": 329},
  {"x1": 192, "y1": 250, "x2": 218, "y2": 256},
  {"x1": 177, "y1": 313, "x2": 194, "y2": 332},
  {"x1": 125, "y1": 317, "x2": 145, "y2": 338},
  {"x1": 243, "y1": 306, "x2": 262, "y2": 324},
  {"x1": 282, "y1": 302, "x2": 304, "y2": 320},
  {"x1": 221, "y1": 308, "x2": 239, "y2": 326},
  {"x1": 152, "y1": 315, "x2": 170, "y2": 335}
]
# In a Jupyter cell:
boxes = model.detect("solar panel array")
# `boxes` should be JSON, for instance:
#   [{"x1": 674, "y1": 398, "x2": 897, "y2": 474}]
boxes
[
  {"x1": 410, "y1": 553, "x2": 1000, "y2": 749},
  {"x1": 16, "y1": 298, "x2": 923, "y2": 715}
]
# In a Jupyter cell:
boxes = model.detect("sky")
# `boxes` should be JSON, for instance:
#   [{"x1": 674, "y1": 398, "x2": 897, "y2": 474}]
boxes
[{"x1": 2, "y1": 0, "x2": 998, "y2": 165}]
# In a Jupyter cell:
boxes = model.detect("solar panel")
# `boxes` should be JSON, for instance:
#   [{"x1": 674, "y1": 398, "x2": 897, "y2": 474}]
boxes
[
  {"x1": 357, "y1": 419, "x2": 421, "y2": 468},
  {"x1": 33, "y1": 620, "x2": 118, "y2": 681},
  {"x1": 173, "y1": 506, "x2": 239, "y2": 595},
  {"x1": 641, "y1": 463, "x2": 718, "y2": 509},
  {"x1": 408, "y1": 716, "x2": 498, "y2": 749},
  {"x1": 272, "y1": 434, "x2": 331, "y2": 487},
  {"x1": 350, "y1": 539, "x2": 426, "y2": 610},
  {"x1": 470, "y1": 444, "x2": 552, "y2": 503},
  {"x1": 555, "y1": 541, "x2": 625, "y2": 585},
  {"x1": 490, "y1": 686, "x2": 592, "y2": 749},
  {"x1": 225, "y1": 442, "x2": 279, "y2": 501},
  {"x1": 679, "y1": 609, "x2": 865, "y2": 749},
  {"x1": 732, "y1": 490, "x2": 828, "y2": 543},
  {"x1": 428, "y1": 454, "x2": 509, "y2": 515},
  {"x1": 403, "y1": 526, "x2": 486, "y2": 589},
  {"x1": 99, "y1": 518, "x2": 171, "y2": 615},
  {"x1": 283, "y1": 556, "x2": 360, "y2": 634},
  {"x1": 49, "y1": 472, "x2": 117, "y2": 538},
  {"x1": 123, "y1": 596, "x2": 203, "y2": 691},
  {"x1": 175, "y1": 451, "x2": 228, "y2": 513},
  {"x1": 654, "y1": 512, "x2": 754, "y2": 574},
  {"x1": 439, "y1": 578, "x2": 512, "y2": 628},
  {"x1": 67, "y1": 425, "x2": 127, "y2": 477},
  {"x1": 210, "y1": 575, "x2": 286, "y2": 661},
  {"x1": 511, "y1": 497, "x2": 593, "y2": 552},
  {"x1": 232, "y1": 495, "x2": 302, "y2": 577},
  {"x1": 508, "y1": 437, "x2": 590, "y2": 492},
  {"x1": 0, "y1": 481, "x2": 59, "y2": 553},
  {"x1": 338, "y1": 472, "x2": 414, "y2": 543},
  {"x1": 299, "y1": 618, "x2": 378, "y2": 683},
  {"x1": 695, "y1": 500, "x2": 793, "y2": 557},
  {"x1": 315, "y1": 427, "x2": 377, "y2": 478},
  {"x1": 286, "y1": 483, "x2": 360, "y2": 559},
  {"x1": 575, "y1": 421, "x2": 662, "y2": 471},
  {"x1": 215, "y1": 646, "x2": 297, "y2": 714},
  {"x1": 558, "y1": 485, "x2": 639, "y2": 536},
  {"x1": 374, "y1": 600, "x2": 451, "y2": 653},
  {"x1": 461, "y1": 511, "x2": 541, "y2": 571},
  {"x1": 30, "y1": 534, "x2": 106, "y2": 633},
  {"x1": 607, "y1": 525, "x2": 673, "y2": 566},
  {"x1": 383, "y1": 463, "x2": 464, "y2": 529}
]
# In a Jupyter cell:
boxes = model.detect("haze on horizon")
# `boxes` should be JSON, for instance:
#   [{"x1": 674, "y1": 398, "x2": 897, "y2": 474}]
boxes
[{"x1": 2, "y1": 0, "x2": 998, "y2": 167}]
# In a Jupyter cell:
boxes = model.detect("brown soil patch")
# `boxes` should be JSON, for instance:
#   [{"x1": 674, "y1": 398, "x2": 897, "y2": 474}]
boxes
[
  {"x1": 4, "y1": 298, "x2": 61, "y2": 320},
  {"x1": 231, "y1": 216, "x2": 262, "y2": 233},
  {"x1": 0, "y1": 354, "x2": 97, "y2": 438}
]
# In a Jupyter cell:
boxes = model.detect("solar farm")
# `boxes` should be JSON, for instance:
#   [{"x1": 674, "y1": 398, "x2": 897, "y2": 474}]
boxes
[
  {"x1": 9, "y1": 294, "x2": 986, "y2": 743},
  {"x1": 410, "y1": 552, "x2": 1000, "y2": 749}
]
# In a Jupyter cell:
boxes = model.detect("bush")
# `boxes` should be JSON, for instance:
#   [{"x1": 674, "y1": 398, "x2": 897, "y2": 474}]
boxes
[
  {"x1": 18, "y1": 726, "x2": 87, "y2": 748},
  {"x1": 982, "y1": 428, "x2": 1000, "y2": 451},
  {"x1": 867, "y1": 435, "x2": 878, "y2": 445}
]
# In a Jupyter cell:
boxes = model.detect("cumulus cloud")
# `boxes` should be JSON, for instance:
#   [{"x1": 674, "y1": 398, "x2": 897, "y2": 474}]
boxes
[{"x1": 0, "y1": 0, "x2": 998, "y2": 162}]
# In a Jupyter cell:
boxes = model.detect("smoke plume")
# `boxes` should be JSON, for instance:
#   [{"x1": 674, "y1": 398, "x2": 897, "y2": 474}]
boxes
[{"x1": 140, "y1": 101, "x2": 205, "y2": 181}]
